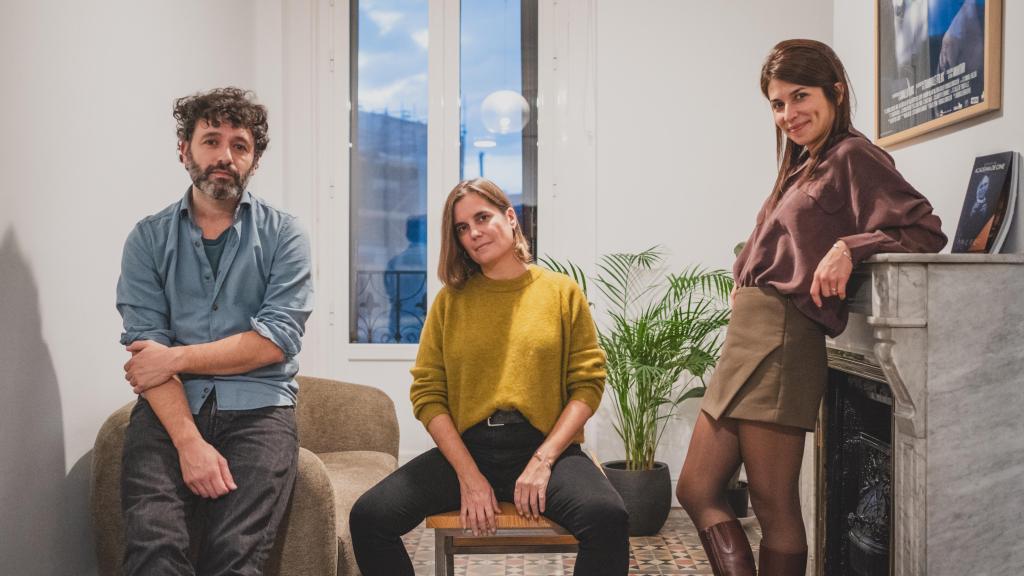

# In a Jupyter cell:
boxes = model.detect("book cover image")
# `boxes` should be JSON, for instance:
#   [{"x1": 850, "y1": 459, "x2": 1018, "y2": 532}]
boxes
[{"x1": 951, "y1": 152, "x2": 1016, "y2": 253}]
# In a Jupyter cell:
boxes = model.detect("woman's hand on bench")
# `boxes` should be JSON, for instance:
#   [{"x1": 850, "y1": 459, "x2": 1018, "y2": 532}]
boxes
[{"x1": 459, "y1": 470, "x2": 501, "y2": 536}]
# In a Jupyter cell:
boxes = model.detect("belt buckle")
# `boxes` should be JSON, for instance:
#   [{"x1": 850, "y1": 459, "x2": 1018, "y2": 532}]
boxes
[{"x1": 486, "y1": 415, "x2": 505, "y2": 427}]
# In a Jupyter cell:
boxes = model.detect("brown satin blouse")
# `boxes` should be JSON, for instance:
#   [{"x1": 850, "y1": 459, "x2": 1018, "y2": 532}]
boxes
[{"x1": 734, "y1": 132, "x2": 947, "y2": 337}]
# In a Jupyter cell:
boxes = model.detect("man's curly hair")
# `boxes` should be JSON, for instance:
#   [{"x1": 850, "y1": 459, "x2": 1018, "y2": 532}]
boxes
[{"x1": 173, "y1": 87, "x2": 270, "y2": 160}]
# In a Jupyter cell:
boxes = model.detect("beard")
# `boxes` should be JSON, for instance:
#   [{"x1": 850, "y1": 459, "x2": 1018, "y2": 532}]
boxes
[{"x1": 184, "y1": 150, "x2": 253, "y2": 201}]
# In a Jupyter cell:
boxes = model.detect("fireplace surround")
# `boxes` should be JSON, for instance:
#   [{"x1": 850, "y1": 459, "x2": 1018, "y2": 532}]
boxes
[{"x1": 808, "y1": 254, "x2": 1024, "y2": 576}]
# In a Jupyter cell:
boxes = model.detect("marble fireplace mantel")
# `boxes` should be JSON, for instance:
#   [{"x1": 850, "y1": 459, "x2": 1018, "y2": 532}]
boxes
[{"x1": 817, "y1": 254, "x2": 1024, "y2": 576}]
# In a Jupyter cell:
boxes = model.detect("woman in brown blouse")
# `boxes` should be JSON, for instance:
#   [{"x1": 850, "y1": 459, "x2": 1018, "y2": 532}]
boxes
[{"x1": 676, "y1": 40, "x2": 946, "y2": 576}]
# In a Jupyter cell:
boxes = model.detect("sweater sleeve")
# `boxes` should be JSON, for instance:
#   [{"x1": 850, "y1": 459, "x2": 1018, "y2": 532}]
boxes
[
  {"x1": 410, "y1": 290, "x2": 450, "y2": 428},
  {"x1": 834, "y1": 140, "x2": 948, "y2": 263},
  {"x1": 565, "y1": 284, "x2": 606, "y2": 412}
]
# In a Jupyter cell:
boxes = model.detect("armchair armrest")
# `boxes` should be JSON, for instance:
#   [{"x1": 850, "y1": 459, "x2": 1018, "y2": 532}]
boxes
[
  {"x1": 91, "y1": 401, "x2": 134, "y2": 576},
  {"x1": 265, "y1": 447, "x2": 338, "y2": 576}
]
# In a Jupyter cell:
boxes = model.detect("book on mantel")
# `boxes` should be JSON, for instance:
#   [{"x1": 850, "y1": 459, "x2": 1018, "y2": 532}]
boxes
[{"x1": 951, "y1": 151, "x2": 1019, "y2": 254}]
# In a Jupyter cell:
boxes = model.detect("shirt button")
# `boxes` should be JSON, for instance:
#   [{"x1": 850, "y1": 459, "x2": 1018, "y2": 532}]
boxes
[
  {"x1": 194, "y1": 241, "x2": 200, "y2": 247},
  {"x1": 212, "y1": 304, "x2": 219, "y2": 311},
  {"x1": 203, "y1": 388, "x2": 209, "y2": 393},
  {"x1": 205, "y1": 274, "x2": 211, "y2": 280}
]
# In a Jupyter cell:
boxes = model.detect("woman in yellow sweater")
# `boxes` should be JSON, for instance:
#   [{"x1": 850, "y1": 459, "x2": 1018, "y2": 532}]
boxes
[{"x1": 350, "y1": 178, "x2": 629, "y2": 575}]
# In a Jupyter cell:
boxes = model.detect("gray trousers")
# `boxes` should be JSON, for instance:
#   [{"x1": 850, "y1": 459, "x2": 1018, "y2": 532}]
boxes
[{"x1": 121, "y1": 393, "x2": 298, "y2": 576}]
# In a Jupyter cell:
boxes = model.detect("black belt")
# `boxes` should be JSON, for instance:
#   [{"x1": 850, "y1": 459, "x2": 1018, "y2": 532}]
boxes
[{"x1": 486, "y1": 410, "x2": 527, "y2": 427}]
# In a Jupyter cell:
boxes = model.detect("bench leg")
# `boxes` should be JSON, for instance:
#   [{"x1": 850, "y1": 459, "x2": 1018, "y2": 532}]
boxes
[
  {"x1": 445, "y1": 536, "x2": 454, "y2": 575},
  {"x1": 434, "y1": 531, "x2": 454, "y2": 576}
]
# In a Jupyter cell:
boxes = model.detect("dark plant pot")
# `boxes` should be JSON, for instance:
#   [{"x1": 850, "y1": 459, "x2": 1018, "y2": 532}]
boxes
[
  {"x1": 726, "y1": 480, "x2": 750, "y2": 518},
  {"x1": 601, "y1": 460, "x2": 672, "y2": 536}
]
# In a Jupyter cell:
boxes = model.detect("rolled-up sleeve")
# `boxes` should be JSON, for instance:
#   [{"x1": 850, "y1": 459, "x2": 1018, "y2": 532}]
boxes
[
  {"x1": 250, "y1": 216, "x2": 314, "y2": 358},
  {"x1": 117, "y1": 223, "x2": 174, "y2": 347},
  {"x1": 835, "y1": 141, "x2": 947, "y2": 263}
]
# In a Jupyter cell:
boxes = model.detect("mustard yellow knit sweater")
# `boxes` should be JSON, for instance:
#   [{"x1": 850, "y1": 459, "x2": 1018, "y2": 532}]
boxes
[{"x1": 410, "y1": 266, "x2": 606, "y2": 441}]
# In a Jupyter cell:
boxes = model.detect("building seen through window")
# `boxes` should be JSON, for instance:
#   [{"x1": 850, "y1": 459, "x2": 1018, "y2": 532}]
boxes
[{"x1": 350, "y1": 0, "x2": 429, "y2": 343}]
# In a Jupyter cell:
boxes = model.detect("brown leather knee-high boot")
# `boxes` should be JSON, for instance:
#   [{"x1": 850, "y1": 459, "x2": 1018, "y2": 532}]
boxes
[
  {"x1": 757, "y1": 543, "x2": 807, "y2": 576},
  {"x1": 697, "y1": 519, "x2": 756, "y2": 576}
]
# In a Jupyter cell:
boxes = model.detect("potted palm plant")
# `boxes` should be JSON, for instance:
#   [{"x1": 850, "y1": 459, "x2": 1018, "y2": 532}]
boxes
[{"x1": 543, "y1": 247, "x2": 733, "y2": 535}]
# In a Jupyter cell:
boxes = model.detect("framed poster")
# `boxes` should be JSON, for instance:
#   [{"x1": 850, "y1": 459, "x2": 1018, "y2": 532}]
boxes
[{"x1": 876, "y1": 0, "x2": 1002, "y2": 147}]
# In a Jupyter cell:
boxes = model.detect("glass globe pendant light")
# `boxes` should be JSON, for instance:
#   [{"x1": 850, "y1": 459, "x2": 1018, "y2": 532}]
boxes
[{"x1": 480, "y1": 89, "x2": 530, "y2": 135}]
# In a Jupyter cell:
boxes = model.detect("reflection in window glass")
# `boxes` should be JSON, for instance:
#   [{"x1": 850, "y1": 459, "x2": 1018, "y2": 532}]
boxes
[
  {"x1": 461, "y1": 0, "x2": 538, "y2": 255},
  {"x1": 350, "y1": 0, "x2": 429, "y2": 343}
]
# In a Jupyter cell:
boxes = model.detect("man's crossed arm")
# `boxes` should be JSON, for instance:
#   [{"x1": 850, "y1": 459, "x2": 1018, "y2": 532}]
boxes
[
  {"x1": 123, "y1": 330, "x2": 284, "y2": 394},
  {"x1": 123, "y1": 332, "x2": 284, "y2": 499}
]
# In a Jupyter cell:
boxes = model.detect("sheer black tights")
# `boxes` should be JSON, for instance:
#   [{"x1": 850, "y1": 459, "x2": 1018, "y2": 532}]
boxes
[{"x1": 676, "y1": 411, "x2": 808, "y2": 553}]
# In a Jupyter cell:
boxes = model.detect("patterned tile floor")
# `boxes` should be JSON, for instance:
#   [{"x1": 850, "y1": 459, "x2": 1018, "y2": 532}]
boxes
[{"x1": 404, "y1": 509, "x2": 761, "y2": 575}]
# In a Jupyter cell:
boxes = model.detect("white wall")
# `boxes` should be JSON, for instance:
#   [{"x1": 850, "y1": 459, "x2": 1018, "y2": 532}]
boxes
[
  {"x1": 586, "y1": 1, "x2": 834, "y2": 475},
  {"x1": 0, "y1": 1, "x2": 284, "y2": 572},
  {"x1": 834, "y1": 2, "x2": 1024, "y2": 246}
]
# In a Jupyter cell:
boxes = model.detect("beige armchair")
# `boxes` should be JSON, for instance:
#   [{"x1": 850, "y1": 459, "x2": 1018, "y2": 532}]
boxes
[{"x1": 91, "y1": 376, "x2": 399, "y2": 576}]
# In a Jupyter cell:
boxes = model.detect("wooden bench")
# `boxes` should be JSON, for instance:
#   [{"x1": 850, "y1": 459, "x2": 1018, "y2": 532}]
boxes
[{"x1": 425, "y1": 502, "x2": 579, "y2": 576}]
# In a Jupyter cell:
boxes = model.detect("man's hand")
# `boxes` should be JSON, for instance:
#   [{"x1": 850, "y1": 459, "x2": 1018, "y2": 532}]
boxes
[
  {"x1": 124, "y1": 340, "x2": 182, "y2": 393},
  {"x1": 458, "y1": 470, "x2": 501, "y2": 536},
  {"x1": 514, "y1": 454, "x2": 552, "y2": 520},
  {"x1": 809, "y1": 240, "x2": 854, "y2": 308},
  {"x1": 176, "y1": 435, "x2": 237, "y2": 499}
]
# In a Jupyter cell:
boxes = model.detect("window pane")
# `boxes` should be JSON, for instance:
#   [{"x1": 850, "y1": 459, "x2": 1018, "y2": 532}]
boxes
[
  {"x1": 460, "y1": 0, "x2": 539, "y2": 255},
  {"x1": 350, "y1": 0, "x2": 429, "y2": 343}
]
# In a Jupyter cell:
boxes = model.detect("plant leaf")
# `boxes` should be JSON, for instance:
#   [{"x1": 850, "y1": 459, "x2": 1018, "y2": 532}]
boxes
[{"x1": 541, "y1": 246, "x2": 732, "y2": 470}]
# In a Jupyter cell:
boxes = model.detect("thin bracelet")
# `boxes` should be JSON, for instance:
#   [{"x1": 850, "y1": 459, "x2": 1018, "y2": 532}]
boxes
[
  {"x1": 533, "y1": 451, "x2": 553, "y2": 469},
  {"x1": 832, "y1": 242, "x2": 852, "y2": 262}
]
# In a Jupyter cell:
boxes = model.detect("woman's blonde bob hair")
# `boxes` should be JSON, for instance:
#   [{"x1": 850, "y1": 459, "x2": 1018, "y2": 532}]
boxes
[{"x1": 438, "y1": 178, "x2": 533, "y2": 289}]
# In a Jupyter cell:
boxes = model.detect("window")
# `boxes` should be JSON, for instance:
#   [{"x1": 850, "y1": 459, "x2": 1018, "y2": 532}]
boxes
[{"x1": 350, "y1": 0, "x2": 429, "y2": 343}]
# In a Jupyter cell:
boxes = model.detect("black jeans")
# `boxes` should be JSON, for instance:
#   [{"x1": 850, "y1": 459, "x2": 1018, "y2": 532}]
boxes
[
  {"x1": 350, "y1": 419, "x2": 630, "y2": 575},
  {"x1": 120, "y1": 393, "x2": 298, "y2": 576}
]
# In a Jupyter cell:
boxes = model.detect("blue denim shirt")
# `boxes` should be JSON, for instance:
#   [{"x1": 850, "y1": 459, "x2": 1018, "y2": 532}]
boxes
[{"x1": 116, "y1": 189, "x2": 314, "y2": 414}]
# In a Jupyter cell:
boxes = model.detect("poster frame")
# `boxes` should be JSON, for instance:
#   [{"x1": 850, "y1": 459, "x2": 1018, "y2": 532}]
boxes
[{"x1": 875, "y1": 0, "x2": 1003, "y2": 147}]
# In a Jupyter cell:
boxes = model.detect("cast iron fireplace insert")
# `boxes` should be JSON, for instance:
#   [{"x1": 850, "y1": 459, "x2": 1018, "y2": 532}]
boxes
[{"x1": 822, "y1": 369, "x2": 893, "y2": 576}]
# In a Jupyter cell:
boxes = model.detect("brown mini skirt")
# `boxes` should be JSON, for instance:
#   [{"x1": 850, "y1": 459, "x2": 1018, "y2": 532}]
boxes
[{"x1": 700, "y1": 286, "x2": 827, "y2": 431}]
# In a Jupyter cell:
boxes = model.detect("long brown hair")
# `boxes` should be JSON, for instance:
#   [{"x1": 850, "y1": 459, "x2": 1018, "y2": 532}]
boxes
[
  {"x1": 438, "y1": 178, "x2": 533, "y2": 289},
  {"x1": 760, "y1": 39, "x2": 853, "y2": 207}
]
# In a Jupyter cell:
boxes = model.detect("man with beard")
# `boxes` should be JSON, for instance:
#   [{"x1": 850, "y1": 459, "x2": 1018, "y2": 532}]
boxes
[{"x1": 116, "y1": 87, "x2": 313, "y2": 575}]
